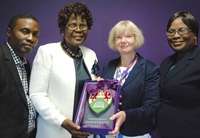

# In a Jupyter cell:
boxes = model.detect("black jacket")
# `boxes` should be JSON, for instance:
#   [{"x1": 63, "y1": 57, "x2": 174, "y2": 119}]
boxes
[
  {"x1": 102, "y1": 53, "x2": 160, "y2": 136},
  {"x1": 157, "y1": 46, "x2": 200, "y2": 138},
  {"x1": 0, "y1": 42, "x2": 35, "y2": 138}
]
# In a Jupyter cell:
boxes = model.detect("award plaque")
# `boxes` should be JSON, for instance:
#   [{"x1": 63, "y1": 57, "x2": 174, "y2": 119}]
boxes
[{"x1": 74, "y1": 79, "x2": 121, "y2": 135}]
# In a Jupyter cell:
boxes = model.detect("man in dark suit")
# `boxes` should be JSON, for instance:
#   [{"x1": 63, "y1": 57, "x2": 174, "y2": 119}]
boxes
[{"x1": 0, "y1": 13, "x2": 40, "y2": 138}]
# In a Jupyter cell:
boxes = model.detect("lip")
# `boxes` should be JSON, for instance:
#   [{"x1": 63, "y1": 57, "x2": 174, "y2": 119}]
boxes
[
  {"x1": 172, "y1": 41, "x2": 183, "y2": 46},
  {"x1": 73, "y1": 35, "x2": 84, "y2": 40},
  {"x1": 118, "y1": 45, "x2": 129, "y2": 50},
  {"x1": 119, "y1": 45, "x2": 128, "y2": 47},
  {"x1": 23, "y1": 44, "x2": 34, "y2": 48},
  {"x1": 119, "y1": 45, "x2": 129, "y2": 49}
]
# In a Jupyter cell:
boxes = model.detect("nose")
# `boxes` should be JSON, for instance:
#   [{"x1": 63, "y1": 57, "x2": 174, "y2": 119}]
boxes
[
  {"x1": 26, "y1": 34, "x2": 35, "y2": 44},
  {"x1": 119, "y1": 37, "x2": 128, "y2": 46},
  {"x1": 173, "y1": 31, "x2": 181, "y2": 37},
  {"x1": 27, "y1": 33, "x2": 33, "y2": 39}
]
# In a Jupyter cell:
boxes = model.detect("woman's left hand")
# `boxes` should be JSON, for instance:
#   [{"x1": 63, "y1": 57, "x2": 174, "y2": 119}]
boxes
[{"x1": 108, "y1": 111, "x2": 126, "y2": 136}]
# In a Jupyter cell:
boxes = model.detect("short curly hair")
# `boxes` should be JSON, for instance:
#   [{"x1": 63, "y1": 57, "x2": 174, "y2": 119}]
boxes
[{"x1": 57, "y1": 2, "x2": 93, "y2": 33}]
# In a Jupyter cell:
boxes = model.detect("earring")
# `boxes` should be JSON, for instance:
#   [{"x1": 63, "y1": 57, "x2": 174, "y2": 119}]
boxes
[{"x1": 194, "y1": 37, "x2": 198, "y2": 46}]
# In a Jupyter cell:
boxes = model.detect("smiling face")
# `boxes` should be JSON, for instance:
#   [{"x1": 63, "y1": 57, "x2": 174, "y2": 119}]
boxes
[
  {"x1": 115, "y1": 31, "x2": 136, "y2": 55},
  {"x1": 62, "y1": 14, "x2": 88, "y2": 51},
  {"x1": 7, "y1": 18, "x2": 40, "y2": 58},
  {"x1": 167, "y1": 17, "x2": 196, "y2": 55}
]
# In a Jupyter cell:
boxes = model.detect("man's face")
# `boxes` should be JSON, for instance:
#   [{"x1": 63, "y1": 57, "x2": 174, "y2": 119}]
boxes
[{"x1": 7, "y1": 18, "x2": 40, "y2": 58}]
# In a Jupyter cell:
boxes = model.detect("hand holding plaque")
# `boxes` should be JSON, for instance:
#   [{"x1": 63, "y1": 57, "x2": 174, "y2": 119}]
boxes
[{"x1": 74, "y1": 79, "x2": 121, "y2": 135}]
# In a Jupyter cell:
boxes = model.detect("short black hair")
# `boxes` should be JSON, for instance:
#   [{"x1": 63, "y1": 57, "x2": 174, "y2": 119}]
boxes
[
  {"x1": 167, "y1": 11, "x2": 199, "y2": 38},
  {"x1": 8, "y1": 13, "x2": 39, "y2": 30}
]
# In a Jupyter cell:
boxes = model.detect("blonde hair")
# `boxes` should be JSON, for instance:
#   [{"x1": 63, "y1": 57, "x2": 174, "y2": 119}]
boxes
[{"x1": 108, "y1": 20, "x2": 144, "y2": 51}]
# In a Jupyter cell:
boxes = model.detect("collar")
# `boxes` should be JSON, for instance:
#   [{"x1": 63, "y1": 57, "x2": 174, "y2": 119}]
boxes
[{"x1": 6, "y1": 41, "x2": 27, "y2": 67}]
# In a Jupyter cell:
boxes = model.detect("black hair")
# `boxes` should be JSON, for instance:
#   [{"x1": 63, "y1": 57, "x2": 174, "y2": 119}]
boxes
[
  {"x1": 166, "y1": 11, "x2": 199, "y2": 38},
  {"x1": 8, "y1": 13, "x2": 39, "y2": 30},
  {"x1": 57, "y1": 2, "x2": 93, "y2": 33}
]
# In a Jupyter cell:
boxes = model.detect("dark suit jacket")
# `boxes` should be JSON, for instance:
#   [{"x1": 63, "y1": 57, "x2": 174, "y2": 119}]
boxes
[
  {"x1": 0, "y1": 42, "x2": 35, "y2": 138},
  {"x1": 157, "y1": 46, "x2": 200, "y2": 138},
  {"x1": 102, "y1": 53, "x2": 160, "y2": 136}
]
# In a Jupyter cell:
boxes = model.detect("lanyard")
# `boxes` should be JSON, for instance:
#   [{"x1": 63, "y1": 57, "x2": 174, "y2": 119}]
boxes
[{"x1": 115, "y1": 55, "x2": 137, "y2": 84}]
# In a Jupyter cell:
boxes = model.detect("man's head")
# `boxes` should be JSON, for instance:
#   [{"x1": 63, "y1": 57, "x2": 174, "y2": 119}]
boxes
[{"x1": 7, "y1": 13, "x2": 40, "y2": 58}]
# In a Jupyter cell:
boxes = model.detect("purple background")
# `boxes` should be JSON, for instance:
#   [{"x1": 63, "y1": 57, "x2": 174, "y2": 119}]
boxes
[{"x1": 1, "y1": 0, "x2": 200, "y2": 137}]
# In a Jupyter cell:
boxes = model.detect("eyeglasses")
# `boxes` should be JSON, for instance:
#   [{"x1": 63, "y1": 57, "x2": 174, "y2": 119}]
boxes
[
  {"x1": 166, "y1": 28, "x2": 191, "y2": 36},
  {"x1": 66, "y1": 23, "x2": 88, "y2": 31}
]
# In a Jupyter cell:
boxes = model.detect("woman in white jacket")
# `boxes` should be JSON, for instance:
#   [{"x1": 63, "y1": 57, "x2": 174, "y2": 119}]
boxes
[{"x1": 29, "y1": 2, "x2": 98, "y2": 138}]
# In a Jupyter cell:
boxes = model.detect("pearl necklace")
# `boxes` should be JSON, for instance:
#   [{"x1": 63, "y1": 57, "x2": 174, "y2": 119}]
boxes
[{"x1": 61, "y1": 41, "x2": 82, "y2": 59}]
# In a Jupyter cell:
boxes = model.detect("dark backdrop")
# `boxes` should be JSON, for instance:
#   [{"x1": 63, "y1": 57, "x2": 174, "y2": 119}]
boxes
[{"x1": 1, "y1": 0, "x2": 200, "y2": 137}]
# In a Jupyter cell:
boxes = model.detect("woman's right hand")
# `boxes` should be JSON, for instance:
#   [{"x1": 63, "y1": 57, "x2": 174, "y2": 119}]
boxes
[{"x1": 61, "y1": 119, "x2": 91, "y2": 138}]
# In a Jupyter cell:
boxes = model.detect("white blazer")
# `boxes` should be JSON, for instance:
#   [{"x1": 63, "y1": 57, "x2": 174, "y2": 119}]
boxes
[{"x1": 29, "y1": 42, "x2": 98, "y2": 138}]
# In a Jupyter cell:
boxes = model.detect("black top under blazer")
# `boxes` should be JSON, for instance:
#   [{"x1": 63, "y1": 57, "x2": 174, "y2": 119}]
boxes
[
  {"x1": 102, "y1": 53, "x2": 160, "y2": 136},
  {"x1": 157, "y1": 46, "x2": 200, "y2": 138},
  {"x1": 0, "y1": 43, "x2": 34, "y2": 138}
]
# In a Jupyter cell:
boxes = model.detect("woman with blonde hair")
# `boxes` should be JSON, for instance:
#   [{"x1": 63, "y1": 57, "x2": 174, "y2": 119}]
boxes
[{"x1": 101, "y1": 20, "x2": 160, "y2": 138}]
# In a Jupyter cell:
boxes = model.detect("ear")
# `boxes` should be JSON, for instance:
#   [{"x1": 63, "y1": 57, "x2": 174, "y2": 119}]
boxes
[
  {"x1": 6, "y1": 27, "x2": 12, "y2": 38},
  {"x1": 194, "y1": 36, "x2": 198, "y2": 46}
]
